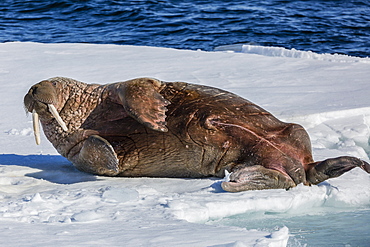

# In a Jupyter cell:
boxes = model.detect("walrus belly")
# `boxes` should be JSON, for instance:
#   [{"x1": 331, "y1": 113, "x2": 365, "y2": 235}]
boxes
[{"x1": 104, "y1": 131, "x2": 212, "y2": 178}]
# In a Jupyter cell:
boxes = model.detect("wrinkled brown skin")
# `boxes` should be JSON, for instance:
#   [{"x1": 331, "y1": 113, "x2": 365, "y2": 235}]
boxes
[{"x1": 24, "y1": 77, "x2": 370, "y2": 192}]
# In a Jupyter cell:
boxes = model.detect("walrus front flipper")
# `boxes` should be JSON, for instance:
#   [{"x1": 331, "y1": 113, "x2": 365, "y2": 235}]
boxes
[
  {"x1": 306, "y1": 156, "x2": 370, "y2": 185},
  {"x1": 74, "y1": 135, "x2": 120, "y2": 176},
  {"x1": 221, "y1": 165, "x2": 296, "y2": 192},
  {"x1": 117, "y1": 78, "x2": 170, "y2": 132}
]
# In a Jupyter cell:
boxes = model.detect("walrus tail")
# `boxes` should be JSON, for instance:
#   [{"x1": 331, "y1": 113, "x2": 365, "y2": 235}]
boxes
[{"x1": 305, "y1": 156, "x2": 370, "y2": 185}]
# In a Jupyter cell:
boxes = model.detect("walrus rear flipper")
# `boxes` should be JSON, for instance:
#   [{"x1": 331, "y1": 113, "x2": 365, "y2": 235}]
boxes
[
  {"x1": 221, "y1": 165, "x2": 296, "y2": 192},
  {"x1": 73, "y1": 135, "x2": 120, "y2": 176},
  {"x1": 116, "y1": 78, "x2": 170, "y2": 132},
  {"x1": 306, "y1": 156, "x2": 370, "y2": 185}
]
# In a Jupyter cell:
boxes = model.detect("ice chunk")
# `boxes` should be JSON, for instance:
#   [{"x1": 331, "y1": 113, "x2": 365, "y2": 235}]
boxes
[
  {"x1": 255, "y1": 226, "x2": 289, "y2": 247},
  {"x1": 102, "y1": 187, "x2": 139, "y2": 203},
  {"x1": 209, "y1": 240, "x2": 249, "y2": 247},
  {"x1": 72, "y1": 210, "x2": 101, "y2": 222}
]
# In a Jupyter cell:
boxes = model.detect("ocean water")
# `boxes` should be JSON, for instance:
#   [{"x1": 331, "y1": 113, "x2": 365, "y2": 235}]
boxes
[
  {"x1": 1, "y1": 0, "x2": 369, "y2": 57},
  {"x1": 210, "y1": 209, "x2": 370, "y2": 247}
]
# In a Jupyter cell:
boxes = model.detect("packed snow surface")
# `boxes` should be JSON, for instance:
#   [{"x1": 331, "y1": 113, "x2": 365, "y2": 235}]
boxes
[{"x1": 0, "y1": 42, "x2": 369, "y2": 246}]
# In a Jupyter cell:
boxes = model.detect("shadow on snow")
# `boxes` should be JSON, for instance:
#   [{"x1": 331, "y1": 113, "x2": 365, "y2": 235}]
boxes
[
  {"x1": 0, "y1": 154, "x2": 98, "y2": 184},
  {"x1": 0, "y1": 154, "x2": 230, "y2": 191}
]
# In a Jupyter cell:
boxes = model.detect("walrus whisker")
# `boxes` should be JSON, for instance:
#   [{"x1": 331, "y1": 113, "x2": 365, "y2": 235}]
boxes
[
  {"x1": 48, "y1": 104, "x2": 68, "y2": 131},
  {"x1": 32, "y1": 109, "x2": 41, "y2": 145}
]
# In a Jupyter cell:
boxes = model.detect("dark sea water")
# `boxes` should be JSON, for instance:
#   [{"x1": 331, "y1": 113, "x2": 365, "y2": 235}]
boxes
[{"x1": 1, "y1": 0, "x2": 369, "y2": 57}]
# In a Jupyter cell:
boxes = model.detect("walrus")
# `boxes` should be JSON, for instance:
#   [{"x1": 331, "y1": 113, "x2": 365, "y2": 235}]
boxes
[{"x1": 24, "y1": 77, "x2": 370, "y2": 192}]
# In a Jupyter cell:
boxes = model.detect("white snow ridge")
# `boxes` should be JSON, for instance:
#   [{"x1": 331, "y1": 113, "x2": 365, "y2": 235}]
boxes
[
  {"x1": 215, "y1": 44, "x2": 370, "y2": 63},
  {"x1": 0, "y1": 42, "x2": 369, "y2": 246}
]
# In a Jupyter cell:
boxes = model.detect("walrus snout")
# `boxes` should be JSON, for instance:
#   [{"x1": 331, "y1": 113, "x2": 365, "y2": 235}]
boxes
[
  {"x1": 24, "y1": 81, "x2": 58, "y2": 113},
  {"x1": 25, "y1": 80, "x2": 68, "y2": 145}
]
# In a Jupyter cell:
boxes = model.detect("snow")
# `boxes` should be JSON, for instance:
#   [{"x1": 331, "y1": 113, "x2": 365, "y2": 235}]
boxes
[
  {"x1": 215, "y1": 44, "x2": 370, "y2": 63},
  {"x1": 0, "y1": 42, "x2": 369, "y2": 246}
]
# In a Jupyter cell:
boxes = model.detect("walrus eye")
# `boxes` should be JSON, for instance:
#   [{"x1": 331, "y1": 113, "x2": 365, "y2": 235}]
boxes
[{"x1": 48, "y1": 104, "x2": 68, "y2": 131}]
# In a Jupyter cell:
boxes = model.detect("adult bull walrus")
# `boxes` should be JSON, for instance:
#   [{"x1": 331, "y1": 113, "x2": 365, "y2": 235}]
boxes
[{"x1": 24, "y1": 77, "x2": 370, "y2": 192}]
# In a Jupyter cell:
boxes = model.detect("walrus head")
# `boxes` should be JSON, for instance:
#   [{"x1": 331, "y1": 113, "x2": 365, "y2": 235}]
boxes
[{"x1": 24, "y1": 80, "x2": 68, "y2": 145}]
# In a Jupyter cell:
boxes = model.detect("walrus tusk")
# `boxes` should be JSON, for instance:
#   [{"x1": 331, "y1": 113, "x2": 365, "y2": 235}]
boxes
[
  {"x1": 48, "y1": 104, "x2": 68, "y2": 131},
  {"x1": 32, "y1": 110, "x2": 41, "y2": 145}
]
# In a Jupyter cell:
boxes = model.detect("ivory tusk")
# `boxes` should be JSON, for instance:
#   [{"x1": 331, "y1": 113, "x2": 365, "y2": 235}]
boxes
[
  {"x1": 32, "y1": 110, "x2": 41, "y2": 145},
  {"x1": 48, "y1": 104, "x2": 68, "y2": 131}
]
